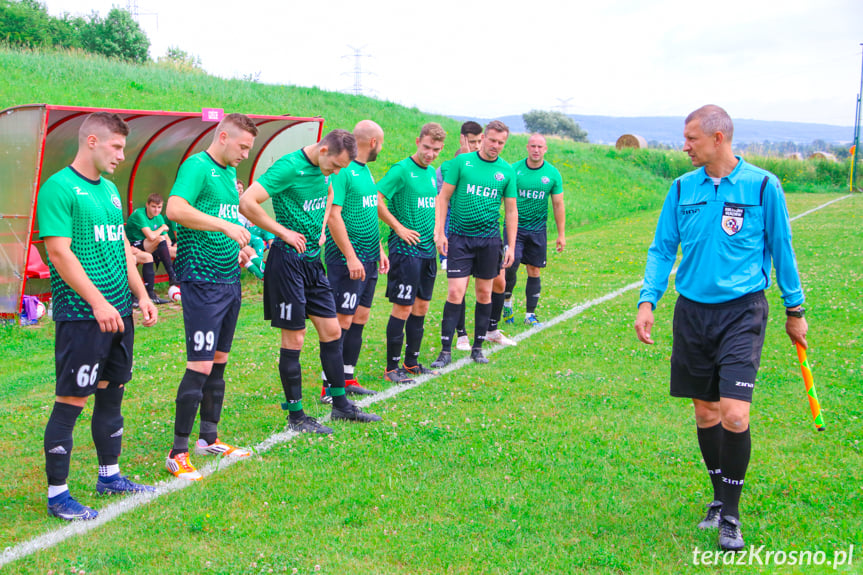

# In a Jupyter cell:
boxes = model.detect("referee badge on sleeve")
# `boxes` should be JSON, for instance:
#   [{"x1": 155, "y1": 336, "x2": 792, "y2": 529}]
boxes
[{"x1": 722, "y1": 205, "x2": 744, "y2": 236}]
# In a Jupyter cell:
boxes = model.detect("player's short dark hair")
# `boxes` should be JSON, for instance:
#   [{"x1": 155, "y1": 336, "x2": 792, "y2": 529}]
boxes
[
  {"x1": 420, "y1": 122, "x2": 446, "y2": 142},
  {"x1": 320, "y1": 129, "x2": 358, "y2": 161},
  {"x1": 485, "y1": 120, "x2": 510, "y2": 136},
  {"x1": 146, "y1": 193, "x2": 163, "y2": 204},
  {"x1": 79, "y1": 112, "x2": 129, "y2": 142},
  {"x1": 218, "y1": 113, "x2": 259, "y2": 137},
  {"x1": 460, "y1": 121, "x2": 482, "y2": 136},
  {"x1": 686, "y1": 105, "x2": 734, "y2": 142}
]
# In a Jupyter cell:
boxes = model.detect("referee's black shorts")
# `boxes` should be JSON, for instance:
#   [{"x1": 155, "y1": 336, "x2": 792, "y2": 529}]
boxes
[{"x1": 670, "y1": 291, "x2": 768, "y2": 403}]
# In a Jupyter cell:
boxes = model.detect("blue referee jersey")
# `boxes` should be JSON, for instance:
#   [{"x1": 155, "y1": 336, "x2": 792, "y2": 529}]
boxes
[{"x1": 639, "y1": 157, "x2": 804, "y2": 308}]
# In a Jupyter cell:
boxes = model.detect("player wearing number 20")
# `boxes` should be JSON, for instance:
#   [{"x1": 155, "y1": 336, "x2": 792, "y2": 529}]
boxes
[{"x1": 164, "y1": 114, "x2": 259, "y2": 481}]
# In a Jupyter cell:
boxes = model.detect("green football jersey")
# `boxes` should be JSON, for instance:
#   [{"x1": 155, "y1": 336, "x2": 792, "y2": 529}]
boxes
[
  {"x1": 325, "y1": 160, "x2": 380, "y2": 265},
  {"x1": 512, "y1": 159, "x2": 564, "y2": 232},
  {"x1": 125, "y1": 206, "x2": 168, "y2": 243},
  {"x1": 38, "y1": 167, "x2": 132, "y2": 321},
  {"x1": 256, "y1": 149, "x2": 328, "y2": 262},
  {"x1": 379, "y1": 156, "x2": 438, "y2": 258},
  {"x1": 170, "y1": 152, "x2": 241, "y2": 284},
  {"x1": 443, "y1": 151, "x2": 517, "y2": 238}
]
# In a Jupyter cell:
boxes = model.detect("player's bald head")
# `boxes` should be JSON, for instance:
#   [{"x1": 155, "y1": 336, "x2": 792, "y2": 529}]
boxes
[
  {"x1": 528, "y1": 133, "x2": 547, "y2": 147},
  {"x1": 353, "y1": 119, "x2": 383, "y2": 143}
]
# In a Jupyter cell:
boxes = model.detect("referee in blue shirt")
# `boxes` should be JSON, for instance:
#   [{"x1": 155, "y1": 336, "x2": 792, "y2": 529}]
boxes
[{"x1": 634, "y1": 105, "x2": 808, "y2": 552}]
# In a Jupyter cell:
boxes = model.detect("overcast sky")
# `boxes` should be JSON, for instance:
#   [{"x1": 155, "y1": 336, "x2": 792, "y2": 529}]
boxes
[{"x1": 44, "y1": 0, "x2": 862, "y2": 127}]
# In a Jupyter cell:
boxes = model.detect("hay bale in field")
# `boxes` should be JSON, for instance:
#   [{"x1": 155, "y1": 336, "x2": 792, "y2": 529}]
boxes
[
  {"x1": 615, "y1": 134, "x2": 647, "y2": 149},
  {"x1": 808, "y1": 151, "x2": 838, "y2": 162},
  {"x1": 786, "y1": 152, "x2": 804, "y2": 161}
]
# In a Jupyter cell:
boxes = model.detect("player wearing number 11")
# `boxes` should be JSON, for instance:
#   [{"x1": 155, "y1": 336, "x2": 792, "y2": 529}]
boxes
[{"x1": 164, "y1": 113, "x2": 259, "y2": 481}]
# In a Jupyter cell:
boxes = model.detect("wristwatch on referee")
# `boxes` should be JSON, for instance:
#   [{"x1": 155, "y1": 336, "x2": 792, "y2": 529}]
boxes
[{"x1": 785, "y1": 306, "x2": 806, "y2": 318}]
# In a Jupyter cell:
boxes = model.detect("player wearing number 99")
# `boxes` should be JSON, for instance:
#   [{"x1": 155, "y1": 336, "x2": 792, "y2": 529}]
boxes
[
  {"x1": 164, "y1": 114, "x2": 258, "y2": 481},
  {"x1": 240, "y1": 129, "x2": 382, "y2": 434},
  {"x1": 378, "y1": 123, "x2": 447, "y2": 382},
  {"x1": 39, "y1": 112, "x2": 158, "y2": 521}
]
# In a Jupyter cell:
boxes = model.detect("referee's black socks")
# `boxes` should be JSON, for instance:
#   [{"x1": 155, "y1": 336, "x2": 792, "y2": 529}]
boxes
[
  {"x1": 720, "y1": 425, "x2": 751, "y2": 519},
  {"x1": 696, "y1": 422, "x2": 724, "y2": 502}
]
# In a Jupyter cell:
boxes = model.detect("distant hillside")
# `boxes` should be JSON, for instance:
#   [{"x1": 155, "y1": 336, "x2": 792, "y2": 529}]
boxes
[{"x1": 453, "y1": 114, "x2": 855, "y2": 147}]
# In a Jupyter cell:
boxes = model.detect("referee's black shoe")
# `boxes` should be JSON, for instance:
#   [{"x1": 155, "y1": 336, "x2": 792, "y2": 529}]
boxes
[
  {"x1": 331, "y1": 403, "x2": 382, "y2": 423},
  {"x1": 470, "y1": 348, "x2": 489, "y2": 364},
  {"x1": 718, "y1": 516, "x2": 745, "y2": 551},
  {"x1": 430, "y1": 351, "x2": 451, "y2": 369}
]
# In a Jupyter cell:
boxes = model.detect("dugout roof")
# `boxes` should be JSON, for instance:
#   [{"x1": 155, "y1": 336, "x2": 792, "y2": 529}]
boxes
[{"x1": 0, "y1": 104, "x2": 324, "y2": 317}]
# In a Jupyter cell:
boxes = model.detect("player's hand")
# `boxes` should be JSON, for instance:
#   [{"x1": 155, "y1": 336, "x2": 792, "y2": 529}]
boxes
[
  {"x1": 459, "y1": 134, "x2": 470, "y2": 154},
  {"x1": 379, "y1": 253, "x2": 390, "y2": 275},
  {"x1": 786, "y1": 316, "x2": 808, "y2": 349},
  {"x1": 93, "y1": 301, "x2": 124, "y2": 333},
  {"x1": 224, "y1": 223, "x2": 251, "y2": 248},
  {"x1": 556, "y1": 235, "x2": 566, "y2": 253},
  {"x1": 284, "y1": 230, "x2": 307, "y2": 253},
  {"x1": 434, "y1": 231, "x2": 448, "y2": 256},
  {"x1": 634, "y1": 302, "x2": 655, "y2": 345},
  {"x1": 502, "y1": 248, "x2": 514, "y2": 268},
  {"x1": 347, "y1": 256, "x2": 366, "y2": 281},
  {"x1": 397, "y1": 226, "x2": 421, "y2": 245},
  {"x1": 139, "y1": 297, "x2": 158, "y2": 327}
]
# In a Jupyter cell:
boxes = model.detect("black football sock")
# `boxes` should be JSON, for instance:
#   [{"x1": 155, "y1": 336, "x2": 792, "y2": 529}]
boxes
[
  {"x1": 199, "y1": 362, "x2": 226, "y2": 445},
  {"x1": 696, "y1": 422, "x2": 724, "y2": 502},
  {"x1": 320, "y1": 339, "x2": 349, "y2": 409},
  {"x1": 45, "y1": 402, "x2": 83, "y2": 486},
  {"x1": 279, "y1": 348, "x2": 304, "y2": 422},
  {"x1": 142, "y1": 262, "x2": 155, "y2": 294},
  {"x1": 386, "y1": 315, "x2": 406, "y2": 371},
  {"x1": 153, "y1": 240, "x2": 178, "y2": 285},
  {"x1": 456, "y1": 298, "x2": 467, "y2": 337},
  {"x1": 404, "y1": 314, "x2": 425, "y2": 367},
  {"x1": 473, "y1": 302, "x2": 492, "y2": 349},
  {"x1": 171, "y1": 369, "x2": 207, "y2": 457},
  {"x1": 489, "y1": 291, "x2": 505, "y2": 332},
  {"x1": 92, "y1": 384, "x2": 125, "y2": 467},
  {"x1": 720, "y1": 426, "x2": 751, "y2": 519},
  {"x1": 343, "y1": 322, "x2": 365, "y2": 376},
  {"x1": 440, "y1": 301, "x2": 460, "y2": 353},
  {"x1": 525, "y1": 276, "x2": 541, "y2": 314},
  {"x1": 504, "y1": 264, "x2": 518, "y2": 300}
]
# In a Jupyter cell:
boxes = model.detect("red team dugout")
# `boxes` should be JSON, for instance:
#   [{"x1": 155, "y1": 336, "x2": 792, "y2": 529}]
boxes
[{"x1": 0, "y1": 104, "x2": 324, "y2": 319}]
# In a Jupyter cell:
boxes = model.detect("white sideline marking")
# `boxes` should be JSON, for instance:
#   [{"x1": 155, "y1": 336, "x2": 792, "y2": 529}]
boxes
[{"x1": 1, "y1": 194, "x2": 851, "y2": 567}]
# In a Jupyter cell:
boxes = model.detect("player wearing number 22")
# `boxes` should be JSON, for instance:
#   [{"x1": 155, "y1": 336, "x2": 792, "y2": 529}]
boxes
[
  {"x1": 240, "y1": 130, "x2": 381, "y2": 435},
  {"x1": 164, "y1": 114, "x2": 259, "y2": 481},
  {"x1": 39, "y1": 112, "x2": 158, "y2": 521}
]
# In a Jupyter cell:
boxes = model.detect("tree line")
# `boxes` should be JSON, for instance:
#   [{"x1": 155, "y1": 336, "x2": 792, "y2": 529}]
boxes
[{"x1": 0, "y1": 0, "x2": 200, "y2": 69}]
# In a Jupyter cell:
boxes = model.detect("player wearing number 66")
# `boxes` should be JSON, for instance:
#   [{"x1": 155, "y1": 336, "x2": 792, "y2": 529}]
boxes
[
  {"x1": 164, "y1": 114, "x2": 259, "y2": 481},
  {"x1": 38, "y1": 113, "x2": 159, "y2": 521}
]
